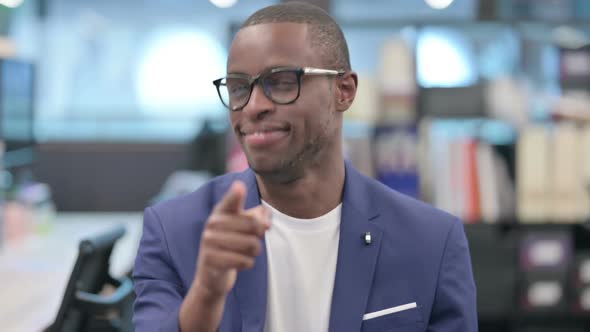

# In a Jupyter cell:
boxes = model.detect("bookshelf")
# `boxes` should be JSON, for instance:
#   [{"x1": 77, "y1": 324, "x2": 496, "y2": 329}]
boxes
[{"x1": 335, "y1": 14, "x2": 590, "y2": 331}]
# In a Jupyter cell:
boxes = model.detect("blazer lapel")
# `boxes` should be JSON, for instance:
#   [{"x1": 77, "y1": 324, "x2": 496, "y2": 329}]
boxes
[
  {"x1": 232, "y1": 169, "x2": 268, "y2": 332},
  {"x1": 329, "y1": 162, "x2": 383, "y2": 332}
]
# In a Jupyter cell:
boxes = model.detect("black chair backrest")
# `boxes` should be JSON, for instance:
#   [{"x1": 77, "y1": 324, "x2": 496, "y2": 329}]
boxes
[{"x1": 48, "y1": 225, "x2": 126, "y2": 332}]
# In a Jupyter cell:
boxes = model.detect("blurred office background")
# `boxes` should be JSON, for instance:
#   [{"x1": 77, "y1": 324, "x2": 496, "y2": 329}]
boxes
[{"x1": 1, "y1": 0, "x2": 590, "y2": 331}]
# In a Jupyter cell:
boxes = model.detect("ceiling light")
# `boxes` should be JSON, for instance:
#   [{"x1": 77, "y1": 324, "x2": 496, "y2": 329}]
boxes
[
  {"x1": 425, "y1": 0, "x2": 454, "y2": 10},
  {"x1": 0, "y1": 0, "x2": 24, "y2": 8},
  {"x1": 209, "y1": 0, "x2": 238, "y2": 9}
]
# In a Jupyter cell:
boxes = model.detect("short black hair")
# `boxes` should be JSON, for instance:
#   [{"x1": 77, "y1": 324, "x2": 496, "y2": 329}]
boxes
[{"x1": 240, "y1": 2, "x2": 351, "y2": 71}]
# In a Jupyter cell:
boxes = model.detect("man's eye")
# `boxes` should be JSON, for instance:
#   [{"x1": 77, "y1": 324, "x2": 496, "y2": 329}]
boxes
[
  {"x1": 228, "y1": 84, "x2": 249, "y2": 95},
  {"x1": 267, "y1": 79, "x2": 297, "y2": 89}
]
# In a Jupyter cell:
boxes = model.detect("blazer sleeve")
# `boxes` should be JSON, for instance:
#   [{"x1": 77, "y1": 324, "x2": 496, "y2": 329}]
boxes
[
  {"x1": 427, "y1": 219, "x2": 478, "y2": 332},
  {"x1": 133, "y1": 206, "x2": 185, "y2": 332}
]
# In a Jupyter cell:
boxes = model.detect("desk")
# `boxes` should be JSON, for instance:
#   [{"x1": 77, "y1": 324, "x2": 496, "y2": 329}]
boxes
[{"x1": 0, "y1": 212, "x2": 143, "y2": 332}]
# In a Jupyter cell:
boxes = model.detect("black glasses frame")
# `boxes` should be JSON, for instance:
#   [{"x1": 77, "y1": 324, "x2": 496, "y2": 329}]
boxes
[{"x1": 212, "y1": 67, "x2": 344, "y2": 112}]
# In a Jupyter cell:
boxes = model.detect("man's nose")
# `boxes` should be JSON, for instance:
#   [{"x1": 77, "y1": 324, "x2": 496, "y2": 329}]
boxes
[{"x1": 242, "y1": 83, "x2": 274, "y2": 118}]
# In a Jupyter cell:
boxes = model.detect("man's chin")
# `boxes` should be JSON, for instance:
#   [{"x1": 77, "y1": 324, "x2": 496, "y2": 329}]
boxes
[
  {"x1": 250, "y1": 159, "x2": 306, "y2": 184},
  {"x1": 249, "y1": 162, "x2": 283, "y2": 176}
]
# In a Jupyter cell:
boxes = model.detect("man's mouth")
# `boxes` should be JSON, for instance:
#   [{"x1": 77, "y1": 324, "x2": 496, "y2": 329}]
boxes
[{"x1": 239, "y1": 125, "x2": 291, "y2": 148}]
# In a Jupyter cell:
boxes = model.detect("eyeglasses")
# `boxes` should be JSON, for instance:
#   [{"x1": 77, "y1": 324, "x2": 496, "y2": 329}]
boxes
[{"x1": 212, "y1": 67, "x2": 345, "y2": 112}]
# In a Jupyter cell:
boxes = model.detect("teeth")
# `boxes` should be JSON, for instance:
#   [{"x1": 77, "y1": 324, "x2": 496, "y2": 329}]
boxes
[
  {"x1": 247, "y1": 131, "x2": 271, "y2": 136},
  {"x1": 242, "y1": 128, "x2": 287, "y2": 136}
]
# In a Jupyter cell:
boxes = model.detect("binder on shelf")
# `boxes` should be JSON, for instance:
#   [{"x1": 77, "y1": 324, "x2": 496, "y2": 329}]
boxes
[
  {"x1": 582, "y1": 125, "x2": 590, "y2": 198},
  {"x1": 378, "y1": 37, "x2": 416, "y2": 125},
  {"x1": 517, "y1": 126, "x2": 551, "y2": 222},
  {"x1": 374, "y1": 125, "x2": 419, "y2": 199},
  {"x1": 429, "y1": 129, "x2": 453, "y2": 215},
  {"x1": 476, "y1": 143, "x2": 501, "y2": 223},
  {"x1": 378, "y1": 37, "x2": 415, "y2": 96},
  {"x1": 573, "y1": 286, "x2": 590, "y2": 313},
  {"x1": 464, "y1": 140, "x2": 481, "y2": 223},
  {"x1": 417, "y1": 119, "x2": 434, "y2": 204},
  {"x1": 519, "y1": 231, "x2": 573, "y2": 272},
  {"x1": 493, "y1": 148, "x2": 517, "y2": 223},
  {"x1": 573, "y1": 254, "x2": 590, "y2": 287},
  {"x1": 448, "y1": 139, "x2": 467, "y2": 219},
  {"x1": 520, "y1": 276, "x2": 568, "y2": 313},
  {"x1": 519, "y1": 231, "x2": 572, "y2": 313},
  {"x1": 344, "y1": 76, "x2": 378, "y2": 125},
  {"x1": 551, "y1": 124, "x2": 590, "y2": 222}
]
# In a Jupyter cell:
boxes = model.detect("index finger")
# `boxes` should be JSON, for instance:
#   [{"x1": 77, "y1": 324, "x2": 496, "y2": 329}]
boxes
[{"x1": 213, "y1": 181, "x2": 246, "y2": 214}]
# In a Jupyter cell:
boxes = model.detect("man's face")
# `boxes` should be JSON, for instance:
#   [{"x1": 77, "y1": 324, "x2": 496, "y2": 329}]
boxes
[{"x1": 227, "y1": 23, "x2": 342, "y2": 179}]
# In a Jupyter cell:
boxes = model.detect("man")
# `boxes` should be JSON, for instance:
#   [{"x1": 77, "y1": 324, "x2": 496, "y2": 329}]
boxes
[{"x1": 132, "y1": 2, "x2": 477, "y2": 332}]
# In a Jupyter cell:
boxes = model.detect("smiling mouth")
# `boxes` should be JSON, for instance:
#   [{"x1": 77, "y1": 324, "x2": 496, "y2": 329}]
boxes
[{"x1": 239, "y1": 126, "x2": 291, "y2": 148}]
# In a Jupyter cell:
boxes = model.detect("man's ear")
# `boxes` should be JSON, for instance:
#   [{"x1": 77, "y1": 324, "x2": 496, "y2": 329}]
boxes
[{"x1": 335, "y1": 71, "x2": 358, "y2": 113}]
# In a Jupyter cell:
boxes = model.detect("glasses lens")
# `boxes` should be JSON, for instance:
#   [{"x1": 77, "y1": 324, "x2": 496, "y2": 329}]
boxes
[
  {"x1": 218, "y1": 77, "x2": 250, "y2": 110},
  {"x1": 262, "y1": 70, "x2": 299, "y2": 104}
]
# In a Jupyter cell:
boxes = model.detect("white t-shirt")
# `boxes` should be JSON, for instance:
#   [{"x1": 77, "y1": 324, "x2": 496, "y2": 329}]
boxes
[{"x1": 262, "y1": 200, "x2": 341, "y2": 332}]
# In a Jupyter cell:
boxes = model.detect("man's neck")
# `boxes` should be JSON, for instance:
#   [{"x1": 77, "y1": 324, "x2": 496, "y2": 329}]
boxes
[{"x1": 255, "y1": 157, "x2": 345, "y2": 219}]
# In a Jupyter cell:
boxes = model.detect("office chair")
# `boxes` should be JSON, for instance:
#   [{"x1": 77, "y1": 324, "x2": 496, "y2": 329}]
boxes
[{"x1": 46, "y1": 225, "x2": 134, "y2": 332}]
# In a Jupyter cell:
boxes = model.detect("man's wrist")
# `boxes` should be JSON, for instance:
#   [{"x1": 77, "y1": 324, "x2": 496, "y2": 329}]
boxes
[
  {"x1": 180, "y1": 281, "x2": 226, "y2": 332},
  {"x1": 191, "y1": 278, "x2": 226, "y2": 303}
]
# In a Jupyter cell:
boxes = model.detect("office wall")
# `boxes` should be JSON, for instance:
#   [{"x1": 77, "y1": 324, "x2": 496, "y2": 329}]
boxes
[{"x1": 33, "y1": 142, "x2": 190, "y2": 211}]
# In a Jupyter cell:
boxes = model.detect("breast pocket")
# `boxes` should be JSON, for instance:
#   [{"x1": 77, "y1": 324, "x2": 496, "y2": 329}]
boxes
[{"x1": 361, "y1": 303, "x2": 425, "y2": 332}]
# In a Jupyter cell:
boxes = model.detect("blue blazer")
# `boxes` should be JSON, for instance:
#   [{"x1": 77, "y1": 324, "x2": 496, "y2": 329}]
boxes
[{"x1": 133, "y1": 162, "x2": 477, "y2": 332}]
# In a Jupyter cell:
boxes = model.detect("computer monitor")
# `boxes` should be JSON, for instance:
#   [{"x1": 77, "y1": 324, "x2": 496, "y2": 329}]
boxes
[{"x1": 0, "y1": 58, "x2": 36, "y2": 169}]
